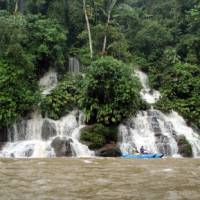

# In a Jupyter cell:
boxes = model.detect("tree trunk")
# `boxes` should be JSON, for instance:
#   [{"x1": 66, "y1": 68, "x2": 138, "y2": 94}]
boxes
[
  {"x1": 14, "y1": 0, "x2": 18, "y2": 14},
  {"x1": 102, "y1": 0, "x2": 117, "y2": 54},
  {"x1": 83, "y1": 0, "x2": 93, "y2": 59},
  {"x1": 14, "y1": 0, "x2": 24, "y2": 14},
  {"x1": 102, "y1": 11, "x2": 111, "y2": 54}
]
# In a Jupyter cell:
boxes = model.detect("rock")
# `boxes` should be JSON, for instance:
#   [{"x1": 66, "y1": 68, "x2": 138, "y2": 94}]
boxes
[
  {"x1": 95, "y1": 142, "x2": 122, "y2": 157},
  {"x1": 42, "y1": 119, "x2": 57, "y2": 140},
  {"x1": 0, "y1": 142, "x2": 5, "y2": 151},
  {"x1": 157, "y1": 143, "x2": 172, "y2": 156},
  {"x1": 177, "y1": 135, "x2": 193, "y2": 157},
  {"x1": 0, "y1": 127, "x2": 8, "y2": 142},
  {"x1": 51, "y1": 136, "x2": 73, "y2": 157},
  {"x1": 24, "y1": 148, "x2": 34, "y2": 157}
]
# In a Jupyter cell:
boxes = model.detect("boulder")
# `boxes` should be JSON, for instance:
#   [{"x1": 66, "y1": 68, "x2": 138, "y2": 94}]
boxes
[
  {"x1": 95, "y1": 142, "x2": 122, "y2": 157},
  {"x1": 51, "y1": 136, "x2": 73, "y2": 157},
  {"x1": 177, "y1": 135, "x2": 193, "y2": 157},
  {"x1": 42, "y1": 119, "x2": 57, "y2": 140}
]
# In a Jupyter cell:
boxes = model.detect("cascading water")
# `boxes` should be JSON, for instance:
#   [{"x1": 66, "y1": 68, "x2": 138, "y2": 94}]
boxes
[
  {"x1": 135, "y1": 70, "x2": 160, "y2": 104},
  {"x1": 68, "y1": 57, "x2": 81, "y2": 73},
  {"x1": 119, "y1": 70, "x2": 200, "y2": 157},
  {"x1": 0, "y1": 111, "x2": 94, "y2": 158},
  {"x1": 163, "y1": 111, "x2": 200, "y2": 157},
  {"x1": 0, "y1": 69, "x2": 94, "y2": 158},
  {"x1": 39, "y1": 68, "x2": 58, "y2": 95},
  {"x1": 119, "y1": 110, "x2": 179, "y2": 156}
]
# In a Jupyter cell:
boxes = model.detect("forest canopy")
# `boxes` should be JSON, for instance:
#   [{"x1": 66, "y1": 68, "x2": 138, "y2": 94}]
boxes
[{"x1": 0, "y1": 0, "x2": 200, "y2": 129}]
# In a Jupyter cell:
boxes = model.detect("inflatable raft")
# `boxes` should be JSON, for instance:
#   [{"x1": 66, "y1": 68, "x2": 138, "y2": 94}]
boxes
[{"x1": 122, "y1": 152, "x2": 164, "y2": 159}]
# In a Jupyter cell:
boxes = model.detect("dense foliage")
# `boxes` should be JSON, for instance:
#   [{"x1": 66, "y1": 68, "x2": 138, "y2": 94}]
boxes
[
  {"x1": 0, "y1": 0, "x2": 200, "y2": 131},
  {"x1": 79, "y1": 57, "x2": 142, "y2": 124},
  {"x1": 80, "y1": 124, "x2": 118, "y2": 149},
  {"x1": 155, "y1": 62, "x2": 200, "y2": 128},
  {"x1": 0, "y1": 60, "x2": 39, "y2": 126},
  {"x1": 0, "y1": 8, "x2": 67, "y2": 128},
  {"x1": 41, "y1": 74, "x2": 81, "y2": 120}
]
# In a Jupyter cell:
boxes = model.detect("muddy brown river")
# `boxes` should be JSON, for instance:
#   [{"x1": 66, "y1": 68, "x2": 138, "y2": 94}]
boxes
[{"x1": 0, "y1": 158, "x2": 200, "y2": 200}]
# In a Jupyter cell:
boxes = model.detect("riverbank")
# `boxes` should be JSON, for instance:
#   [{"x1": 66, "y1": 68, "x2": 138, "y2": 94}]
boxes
[{"x1": 0, "y1": 158, "x2": 199, "y2": 200}]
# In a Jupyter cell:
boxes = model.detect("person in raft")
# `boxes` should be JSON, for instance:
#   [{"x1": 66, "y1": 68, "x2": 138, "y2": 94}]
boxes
[{"x1": 140, "y1": 146, "x2": 148, "y2": 154}]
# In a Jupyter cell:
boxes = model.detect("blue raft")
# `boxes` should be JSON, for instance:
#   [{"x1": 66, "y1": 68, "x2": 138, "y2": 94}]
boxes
[{"x1": 122, "y1": 152, "x2": 164, "y2": 159}]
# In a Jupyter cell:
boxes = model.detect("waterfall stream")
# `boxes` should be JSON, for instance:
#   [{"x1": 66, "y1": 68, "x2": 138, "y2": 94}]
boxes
[
  {"x1": 119, "y1": 70, "x2": 200, "y2": 158},
  {"x1": 39, "y1": 68, "x2": 58, "y2": 95},
  {"x1": 0, "y1": 111, "x2": 94, "y2": 158},
  {"x1": 68, "y1": 57, "x2": 81, "y2": 73},
  {"x1": 135, "y1": 70, "x2": 160, "y2": 104}
]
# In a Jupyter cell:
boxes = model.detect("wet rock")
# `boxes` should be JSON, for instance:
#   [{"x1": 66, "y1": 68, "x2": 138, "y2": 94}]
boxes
[
  {"x1": 149, "y1": 116, "x2": 162, "y2": 135},
  {"x1": 0, "y1": 142, "x2": 5, "y2": 151},
  {"x1": 42, "y1": 119, "x2": 57, "y2": 140},
  {"x1": 157, "y1": 143, "x2": 172, "y2": 156},
  {"x1": 95, "y1": 143, "x2": 122, "y2": 157},
  {"x1": 164, "y1": 122, "x2": 177, "y2": 137},
  {"x1": 177, "y1": 135, "x2": 193, "y2": 157},
  {"x1": 8, "y1": 120, "x2": 27, "y2": 141},
  {"x1": 24, "y1": 148, "x2": 34, "y2": 157},
  {"x1": 51, "y1": 136, "x2": 73, "y2": 157},
  {"x1": 0, "y1": 127, "x2": 8, "y2": 142},
  {"x1": 156, "y1": 135, "x2": 171, "y2": 156},
  {"x1": 147, "y1": 110, "x2": 164, "y2": 121}
]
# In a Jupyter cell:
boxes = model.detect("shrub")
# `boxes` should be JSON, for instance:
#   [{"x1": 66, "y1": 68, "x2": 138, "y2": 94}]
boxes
[
  {"x1": 155, "y1": 62, "x2": 200, "y2": 128},
  {"x1": 80, "y1": 124, "x2": 118, "y2": 149},
  {"x1": 79, "y1": 56, "x2": 142, "y2": 125},
  {"x1": 41, "y1": 74, "x2": 81, "y2": 120}
]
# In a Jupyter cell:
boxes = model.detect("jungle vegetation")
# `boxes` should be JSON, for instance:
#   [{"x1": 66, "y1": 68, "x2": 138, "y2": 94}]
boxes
[{"x1": 0, "y1": 0, "x2": 199, "y2": 131}]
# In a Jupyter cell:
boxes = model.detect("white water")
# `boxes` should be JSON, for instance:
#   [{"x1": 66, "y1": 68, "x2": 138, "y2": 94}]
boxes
[
  {"x1": 119, "y1": 112, "x2": 158, "y2": 154},
  {"x1": 0, "y1": 111, "x2": 94, "y2": 158},
  {"x1": 135, "y1": 70, "x2": 160, "y2": 104},
  {"x1": 119, "y1": 110, "x2": 179, "y2": 156},
  {"x1": 119, "y1": 70, "x2": 200, "y2": 157},
  {"x1": 39, "y1": 68, "x2": 58, "y2": 95},
  {"x1": 163, "y1": 111, "x2": 200, "y2": 157}
]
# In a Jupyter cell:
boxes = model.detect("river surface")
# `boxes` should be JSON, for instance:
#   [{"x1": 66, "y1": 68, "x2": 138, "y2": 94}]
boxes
[{"x1": 0, "y1": 158, "x2": 200, "y2": 200}]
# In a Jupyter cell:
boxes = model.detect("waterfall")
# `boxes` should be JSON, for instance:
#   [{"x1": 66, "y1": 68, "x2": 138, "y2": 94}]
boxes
[
  {"x1": 119, "y1": 70, "x2": 200, "y2": 158},
  {"x1": 68, "y1": 57, "x2": 80, "y2": 73},
  {"x1": 163, "y1": 111, "x2": 200, "y2": 157},
  {"x1": 0, "y1": 110, "x2": 94, "y2": 158},
  {"x1": 135, "y1": 70, "x2": 160, "y2": 104},
  {"x1": 39, "y1": 68, "x2": 58, "y2": 95},
  {"x1": 119, "y1": 110, "x2": 179, "y2": 156},
  {"x1": 0, "y1": 69, "x2": 93, "y2": 158}
]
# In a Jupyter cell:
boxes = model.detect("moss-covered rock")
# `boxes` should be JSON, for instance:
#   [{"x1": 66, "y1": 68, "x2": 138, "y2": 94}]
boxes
[
  {"x1": 177, "y1": 135, "x2": 193, "y2": 157},
  {"x1": 80, "y1": 124, "x2": 118, "y2": 150}
]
